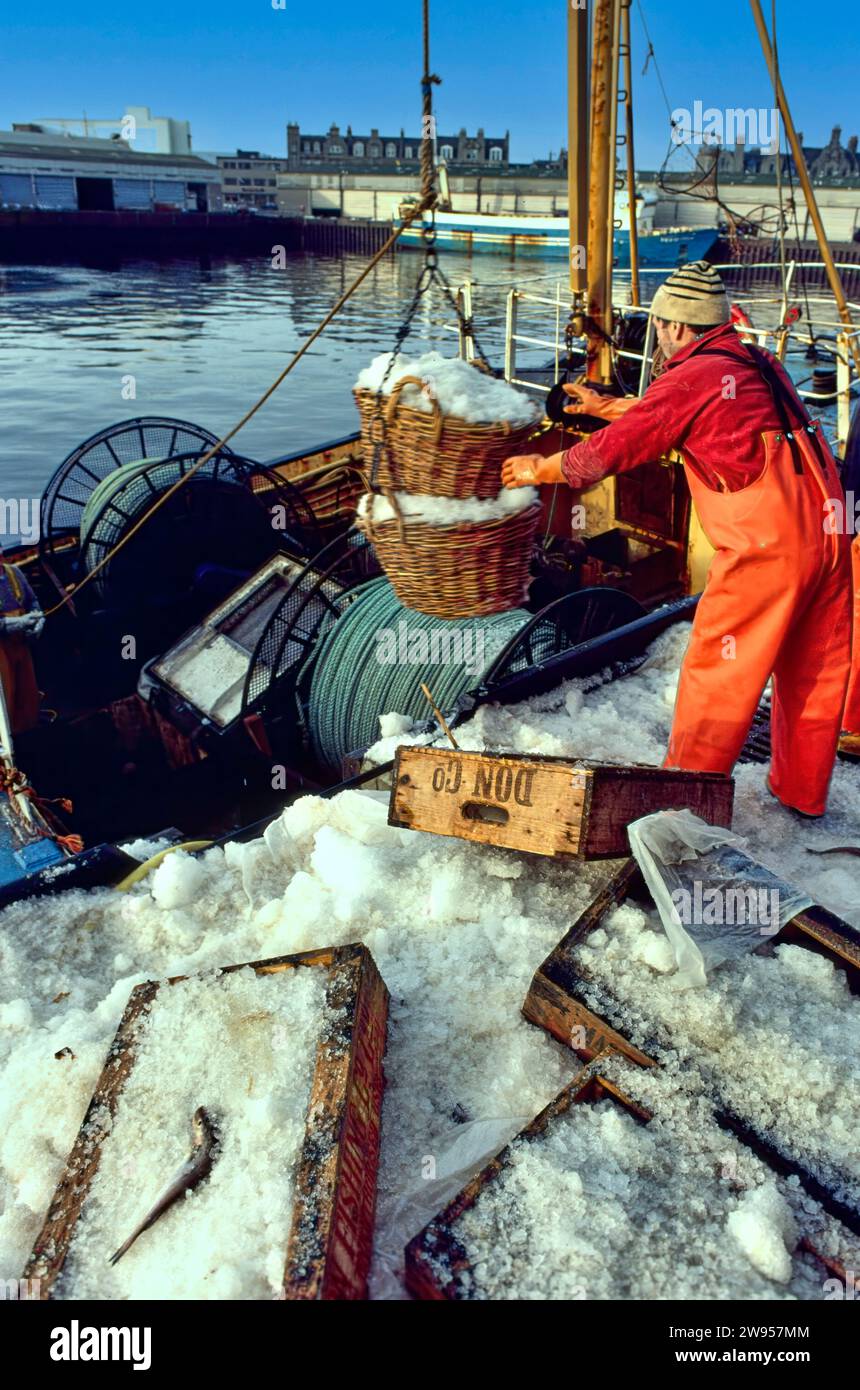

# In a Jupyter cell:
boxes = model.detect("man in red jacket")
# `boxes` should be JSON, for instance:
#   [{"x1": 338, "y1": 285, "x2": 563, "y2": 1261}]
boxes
[{"x1": 502, "y1": 261, "x2": 853, "y2": 817}]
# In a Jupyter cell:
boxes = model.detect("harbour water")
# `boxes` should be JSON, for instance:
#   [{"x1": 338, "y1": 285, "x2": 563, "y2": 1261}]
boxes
[{"x1": 0, "y1": 249, "x2": 805, "y2": 526}]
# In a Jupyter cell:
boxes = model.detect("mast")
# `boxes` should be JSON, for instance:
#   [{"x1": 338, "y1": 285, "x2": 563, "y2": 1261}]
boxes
[
  {"x1": 604, "y1": 0, "x2": 622, "y2": 298},
  {"x1": 749, "y1": 0, "x2": 860, "y2": 377},
  {"x1": 620, "y1": 0, "x2": 640, "y2": 305},
  {"x1": 567, "y1": 0, "x2": 589, "y2": 303},
  {"x1": 586, "y1": 0, "x2": 618, "y2": 382}
]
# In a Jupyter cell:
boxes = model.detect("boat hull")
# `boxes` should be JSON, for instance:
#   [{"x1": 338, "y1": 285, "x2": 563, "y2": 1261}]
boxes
[{"x1": 396, "y1": 214, "x2": 718, "y2": 268}]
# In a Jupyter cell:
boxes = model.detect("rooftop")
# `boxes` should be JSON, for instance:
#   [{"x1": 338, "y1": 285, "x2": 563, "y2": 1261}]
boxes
[{"x1": 0, "y1": 130, "x2": 216, "y2": 173}]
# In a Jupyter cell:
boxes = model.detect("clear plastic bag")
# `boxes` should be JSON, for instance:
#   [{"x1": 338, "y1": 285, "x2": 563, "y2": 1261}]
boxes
[{"x1": 627, "y1": 808, "x2": 813, "y2": 990}]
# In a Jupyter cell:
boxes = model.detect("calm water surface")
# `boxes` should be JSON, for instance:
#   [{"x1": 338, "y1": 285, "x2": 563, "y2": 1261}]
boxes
[{"x1": 0, "y1": 249, "x2": 792, "y2": 513}]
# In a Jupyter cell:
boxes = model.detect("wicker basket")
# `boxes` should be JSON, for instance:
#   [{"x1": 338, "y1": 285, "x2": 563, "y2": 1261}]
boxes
[
  {"x1": 358, "y1": 500, "x2": 542, "y2": 618},
  {"x1": 289, "y1": 460, "x2": 364, "y2": 529},
  {"x1": 353, "y1": 373, "x2": 540, "y2": 500}
]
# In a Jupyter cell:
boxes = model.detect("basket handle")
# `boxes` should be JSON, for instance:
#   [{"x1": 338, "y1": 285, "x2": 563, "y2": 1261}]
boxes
[
  {"x1": 355, "y1": 470, "x2": 408, "y2": 546},
  {"x1": 385, "y1": 374, "x2": 445, "y2": 447}
]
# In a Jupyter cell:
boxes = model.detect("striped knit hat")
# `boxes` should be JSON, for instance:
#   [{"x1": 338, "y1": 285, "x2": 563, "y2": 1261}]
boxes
[{"x1": 650, "y1": 260, "x2": 730, "y2": 327}]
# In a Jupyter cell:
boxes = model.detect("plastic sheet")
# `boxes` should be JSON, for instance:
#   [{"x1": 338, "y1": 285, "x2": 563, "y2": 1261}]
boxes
[
  {"x1": 370, "y1": 1112, "x2": 534, "y2": 1300},
  {"x1": 627, "y1": 809, "x2": 813, "y2": 990}
]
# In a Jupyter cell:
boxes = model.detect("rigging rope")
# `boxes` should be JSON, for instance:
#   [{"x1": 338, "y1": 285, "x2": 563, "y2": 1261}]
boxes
[
  {"x1": 43, "y1": 205, "x2": 430, "y2": 618},
  {"x1": 769, "y1": 0, "x2": 788, "y2": 322},
  {"x1": 635, "y1": 0, "x2": 782, "y2": 242},
  {"x1": 43, "y1": 3, "x2": 448, "y2": 618}
]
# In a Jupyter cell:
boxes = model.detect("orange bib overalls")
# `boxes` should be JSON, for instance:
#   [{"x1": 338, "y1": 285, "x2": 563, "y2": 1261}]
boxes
[
  {"x1": 666, "y1": 348, "x2": 852, "y2": 816},
  {"x1": 844, "y1": 535, "x2": 860, "y2": 734}
]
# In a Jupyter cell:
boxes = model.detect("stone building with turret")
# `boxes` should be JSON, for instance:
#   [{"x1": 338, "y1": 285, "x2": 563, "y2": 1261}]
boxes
[{"x1": 694, "y1": 125, "x2": 859, "y2": 183}]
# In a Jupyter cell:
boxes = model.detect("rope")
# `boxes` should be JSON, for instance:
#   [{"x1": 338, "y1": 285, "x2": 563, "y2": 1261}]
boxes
[
  {"x1": 637, "y1": 0, "x2": 783, "y2": 243},
  {"x1": 366, "y1": 0, "x2": 500, "y2": 488},
  {"x1": 42, "y1": 200, "x2": 432, "y2": 618},
  {"x1": 306, "y1": 577, "x2": 532, "y2": 769},
  {"x1": 113, "y1": 840, "x2": 214, "y2": 892},
  {"x1": 634, "y1": 0, "x2": 674, "y2": 118},
  {"x1": 420, "y1": 0, "x2": 441, "y2": 211},
  {"x1": 768, "y1": 0, "x2": 789, "y2": 334},
  {"x1": 43, "y1": 0, "x2": 457, "y2": 617}
]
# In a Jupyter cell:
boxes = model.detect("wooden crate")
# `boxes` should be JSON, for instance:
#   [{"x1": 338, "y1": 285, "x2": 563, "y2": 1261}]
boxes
[
  {"x1": 405, "y1": 1073, "x2": 645, "y2": 1299},
  {"x1": 388, "y1": 747, "x2": 734, "y2": 859},
  {"x1": 404, "y1": 1072, "x2": 846, "y2": 1299},
  {"x1": 22, "y1": 943, "x2": 389, "y2": 1301},
  {"x1": 522, "y1": 859, "x2": 860, "y2": 1233}
]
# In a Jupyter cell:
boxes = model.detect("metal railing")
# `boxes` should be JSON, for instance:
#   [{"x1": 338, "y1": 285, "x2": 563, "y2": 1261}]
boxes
[{"x1": 446, "y1": 263, "x2": 860, "y2": 456}]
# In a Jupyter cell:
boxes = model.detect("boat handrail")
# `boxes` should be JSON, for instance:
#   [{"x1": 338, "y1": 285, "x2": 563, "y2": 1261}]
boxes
[{"x1": 443, "y1": 272, "x2": 859, "y2": 456}]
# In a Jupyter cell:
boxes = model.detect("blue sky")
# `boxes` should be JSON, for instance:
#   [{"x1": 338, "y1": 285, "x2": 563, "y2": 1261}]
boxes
[{"x1": 4, "y1": 1, "x2": 857, "y2": 169}]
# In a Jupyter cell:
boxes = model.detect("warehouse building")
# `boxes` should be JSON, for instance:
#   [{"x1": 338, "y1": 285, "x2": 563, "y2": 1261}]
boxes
[
  {"x1": 0, "y1": 129, "x2": 222, "y2": 213},
  {"x1": 216, "y1": 151, "x2": 288, "y2": 210}
]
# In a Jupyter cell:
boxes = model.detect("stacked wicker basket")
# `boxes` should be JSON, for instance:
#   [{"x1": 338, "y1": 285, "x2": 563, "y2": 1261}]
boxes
[{"x1": 353, "y1": 369, "x2": 542, "y2": 618}]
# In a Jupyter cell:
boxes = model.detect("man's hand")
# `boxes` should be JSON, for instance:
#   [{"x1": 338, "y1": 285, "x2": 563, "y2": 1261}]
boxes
[
  {"x1": 502, "y1": 453, "x2": 544, "y2": 487},
  {"x1": 501, "y1": 453, "x2": 566, "y2": 488},
  {"x1": 562, "y1": 383, "x2": 611, "y2": 416}
]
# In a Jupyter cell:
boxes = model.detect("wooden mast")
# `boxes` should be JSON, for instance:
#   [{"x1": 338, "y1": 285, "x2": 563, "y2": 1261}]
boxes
[
  {"x1": 749, "y1": 0, "x2": 860, "y2": 377},
  {"x1": 567, "y1": 0, "x2": 589, "y2": 303},
  {"x1": 586, "y1": 0, "x2": 618, "y2": 382}
]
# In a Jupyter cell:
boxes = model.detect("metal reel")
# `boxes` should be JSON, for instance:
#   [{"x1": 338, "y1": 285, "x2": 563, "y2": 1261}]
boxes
[
  {"x1": 480, "y1": 586, "x2": 647, "y2": 690},
  {"x1": 242, "y1": 528, "x2": 380, "y2": 732},
  {"x1": 77, "y1": 450, "x2": 322, "y2": 614},
  {"x1": 39, "y1": 416, "x2": 231, "y2": 571}
]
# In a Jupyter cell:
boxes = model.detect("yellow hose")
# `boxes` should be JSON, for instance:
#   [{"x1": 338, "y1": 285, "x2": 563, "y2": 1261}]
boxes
[{"x1": 113, "y1": 840, "x2": 213, "y2": 892}]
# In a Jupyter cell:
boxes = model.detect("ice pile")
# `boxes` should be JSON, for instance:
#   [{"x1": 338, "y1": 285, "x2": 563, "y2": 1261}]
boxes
[
  {"x1": 357, "y1": 484, "x2": 538, "y2": 529},
  {"x1": 0, "y1": 792, "x2": 617, "y2": 1298},
  {"x1": 354, "y1": 350, "x2": 540, "y2": 426}
]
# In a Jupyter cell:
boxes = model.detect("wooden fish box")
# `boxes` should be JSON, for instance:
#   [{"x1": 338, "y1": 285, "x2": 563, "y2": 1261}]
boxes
[
  {"x1": 404, "y1": 1073, "x2": 645, "y2": 1299},
  {"x1": 22, "y1": 943, "x2": 389, "y2": 1301},
  {"x1": 404, "y1": 1072, "x2": 847, "y2": 1299},
  {"x1": 388, "y1": 747, "x2": 734, "y2": 859},
  {"x1": 522, "y1": 859, "x2": 860, "y2": 1233}
]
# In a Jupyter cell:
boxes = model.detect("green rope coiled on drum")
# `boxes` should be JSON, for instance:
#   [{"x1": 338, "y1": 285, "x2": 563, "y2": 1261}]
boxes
[{"x1": 307, "y1": 577, "x2": 535, "y2": 769}]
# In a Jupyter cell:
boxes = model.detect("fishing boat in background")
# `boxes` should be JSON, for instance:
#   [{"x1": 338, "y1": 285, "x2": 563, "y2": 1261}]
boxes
[{"x1": 395, "y1": 189, "x2": 719, "y2": 267}]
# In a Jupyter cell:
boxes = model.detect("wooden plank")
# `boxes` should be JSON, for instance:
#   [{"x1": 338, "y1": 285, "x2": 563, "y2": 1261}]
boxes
[
  {"x1": 22, "y1": 943, "x2": 388, "y2": 1301},
  {"x1": 284, "y1": 945, "x2": 389, "y2": 1299},
  {"x1": 389, "y1": 746, "x2": 733, "y2": 860}
]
